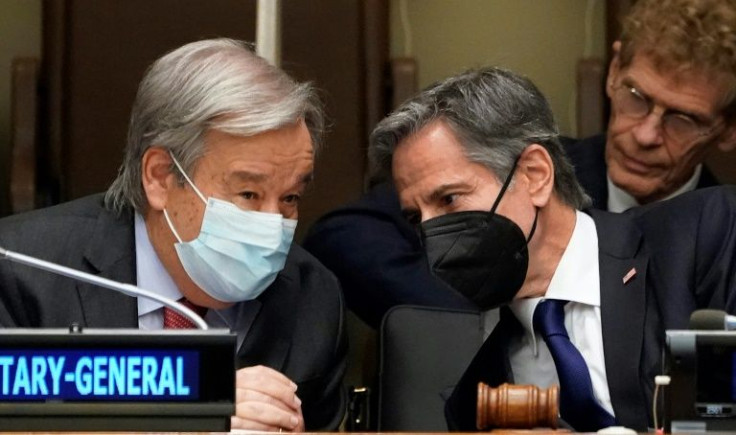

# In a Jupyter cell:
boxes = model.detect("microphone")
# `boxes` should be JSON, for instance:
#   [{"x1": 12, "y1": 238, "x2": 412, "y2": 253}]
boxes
[
  {"x1": 0, "y1": 245, "x2": 207, "y2": 330},
  {"x1": 689, "y1": 309, "x2": 736, "y2": 331}
]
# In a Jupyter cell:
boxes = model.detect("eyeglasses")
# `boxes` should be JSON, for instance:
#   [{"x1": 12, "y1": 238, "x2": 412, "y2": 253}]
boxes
[{"x1": 611, "y1": 83, "x2": 722, "y2": 145}]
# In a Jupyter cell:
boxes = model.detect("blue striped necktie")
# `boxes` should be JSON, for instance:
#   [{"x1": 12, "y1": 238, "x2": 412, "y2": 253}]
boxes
[{"x1": 533, "y1": 299, "x2": 616, "y2": 431}]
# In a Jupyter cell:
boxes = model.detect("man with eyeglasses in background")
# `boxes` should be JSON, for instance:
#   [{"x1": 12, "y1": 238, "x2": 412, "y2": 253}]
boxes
[{"x1": 566, "y1": 0, "x2": 736, "y2": 211}]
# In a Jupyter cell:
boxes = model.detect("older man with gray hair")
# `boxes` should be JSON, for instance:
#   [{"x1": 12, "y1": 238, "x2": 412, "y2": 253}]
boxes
[
  {"x1": 0, "y1": 38, "x2": 346, "y2": 432},
  {"x1": 369, "y1": 66, "x2": 736, "y2": 431}
]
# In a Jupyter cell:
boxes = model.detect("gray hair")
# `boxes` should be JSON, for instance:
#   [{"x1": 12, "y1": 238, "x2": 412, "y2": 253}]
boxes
[
  {"x1": 105, "y1": 38, "x2": 324, "y2": 213},
  {"x1": 368, "y1": 67, "x2": 590, "y2": 209}
]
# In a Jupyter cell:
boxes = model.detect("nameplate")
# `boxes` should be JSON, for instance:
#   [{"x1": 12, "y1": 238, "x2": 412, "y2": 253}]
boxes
[{"x1": 0, "y1": 328, "x2": 235, "y2": 431}]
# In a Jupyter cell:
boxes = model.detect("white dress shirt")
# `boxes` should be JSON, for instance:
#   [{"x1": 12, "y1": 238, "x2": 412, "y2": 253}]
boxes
[
  {"x1": 133, "y1": 213, "x2": 256, "y2": 349},
  {"x1": 134, "y1": 213, "x2": 184, "y2": 330},
  {"x1": 607, "y1": 164, "x2": 702, "y2": 212},
  {"x1": 507, "y1": 210, "x2": 615, "y2": 416}
]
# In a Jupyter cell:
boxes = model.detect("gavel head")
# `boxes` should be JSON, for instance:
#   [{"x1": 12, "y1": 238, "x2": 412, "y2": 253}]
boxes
[{"x1": 476, "y1": 382, "x2": 559, "y2": 430}]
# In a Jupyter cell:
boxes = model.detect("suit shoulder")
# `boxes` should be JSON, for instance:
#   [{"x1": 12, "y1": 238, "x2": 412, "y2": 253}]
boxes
[
  {"x1": 637, "y1": 186, "x2": 736, "y2": 221},
  {"x1": 0, "y1": 194, "x2": 129, "y2": 258},
  {"x1": 0, "y1": 194, "x2": 107, "y2": 232},
  {"x1": 305, "y1": 183, "x2": 402, "y2": 234},
  {"x1": 633, "y1": 186, "x2": 736, "y2": 254},
  {"x1": 285, "y1": 244, "x2": 341, "y2": 289}
]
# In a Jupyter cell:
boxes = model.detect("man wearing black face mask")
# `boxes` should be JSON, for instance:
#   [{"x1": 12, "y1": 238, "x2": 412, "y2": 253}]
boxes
[{"x1": 368, "y1": 67, "x2": 736, "y2": 432}]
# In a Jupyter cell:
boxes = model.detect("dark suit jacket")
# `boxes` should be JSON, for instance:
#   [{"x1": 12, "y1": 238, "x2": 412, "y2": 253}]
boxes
[
  {"x1": 446, "y1": 186, "x2": 736, "y2": 431},
  {"x1": 0, "y1": 194, "x2": 347, "y2": 431},
  {"x1": 303, "y1": 182, "x2": 476, "y2": 328},
  {"x1": 564, "y1": 134, "x2": 720, "y2": 209}
]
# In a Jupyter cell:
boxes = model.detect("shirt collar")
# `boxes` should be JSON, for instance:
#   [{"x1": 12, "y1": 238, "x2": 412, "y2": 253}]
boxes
[
  {"x1": 134, "y1": 213, "x2": 183, "y2": 316},
  {"x1": 510, "y1": 210, "x2": 600, "y2": 353},
  {"x1": 607, "y1": 164, "x2": 702, "y2": 213}
]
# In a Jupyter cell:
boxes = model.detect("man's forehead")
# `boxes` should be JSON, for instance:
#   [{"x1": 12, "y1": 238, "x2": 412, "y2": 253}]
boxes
[
  {"x1": 184, "y1": 127, "x2": 314, "y2": 188},
  {"x1": 392, "y1": 120, "x2": 466, "y2": 165}
]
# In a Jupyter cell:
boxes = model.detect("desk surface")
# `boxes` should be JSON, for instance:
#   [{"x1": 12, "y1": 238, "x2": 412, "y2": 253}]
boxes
[{"x1": 0, "y1": 432, "x2": 574, "y2": 435}]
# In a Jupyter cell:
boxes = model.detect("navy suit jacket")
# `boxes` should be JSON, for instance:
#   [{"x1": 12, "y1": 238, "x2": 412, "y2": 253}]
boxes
[
  {"x1": 303, "y1": 183, "x2": 476, "y2": 328},
  {"x1": 446, "y1": 186, "x2": 736, "y2": 431},
  {"x1": 564, "y1": 134, "x2": 720, "y2": 209},
  {"x1": 0, "y1": 194, "x2": 347, "y2": 431}
]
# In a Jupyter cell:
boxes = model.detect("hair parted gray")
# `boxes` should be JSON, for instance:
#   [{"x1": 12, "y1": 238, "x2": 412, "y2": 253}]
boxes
[
  {"x1": 368, "y1": 67, "x2": 590, "y2": 209},
  {"x1": 105, "y1": 38, "x2": 324, "y2": 213}
]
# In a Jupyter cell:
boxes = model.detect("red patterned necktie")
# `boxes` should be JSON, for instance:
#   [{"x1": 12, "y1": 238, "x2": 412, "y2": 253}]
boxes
[{"x1": 163, "y1": 299, "x2": 207, "y2": 329}]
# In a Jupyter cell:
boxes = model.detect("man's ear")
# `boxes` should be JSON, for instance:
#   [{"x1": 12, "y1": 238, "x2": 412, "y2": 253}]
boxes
[
  {"x1": 606, "y1": 41, "x2": 622, "y2": 99},
  {"x1": 717, "y1": 123, "x2": 736, "y2": 152},
  {"x1": 518, "y1": 144, "x2": 555, "y2": 208},
  {"x1": 141, "y1": 147, "x2": 175, "y2": 211}
]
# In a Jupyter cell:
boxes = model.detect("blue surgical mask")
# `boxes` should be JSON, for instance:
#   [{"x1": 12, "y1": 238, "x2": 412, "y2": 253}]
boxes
[{"x1": 163, "y1": 154, "x2": 296, "y2": 303}]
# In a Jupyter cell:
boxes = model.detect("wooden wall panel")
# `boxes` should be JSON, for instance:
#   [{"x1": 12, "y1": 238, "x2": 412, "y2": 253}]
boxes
[
  {"x1": 279, "y1": 0, "x2": 366, "y2": 239},
  {"x1": 58, "y1": 0, "x2": 256, "y2": 201},
  {"x1": 9, "y1": 57, "x2": 39, "y2": 213}
]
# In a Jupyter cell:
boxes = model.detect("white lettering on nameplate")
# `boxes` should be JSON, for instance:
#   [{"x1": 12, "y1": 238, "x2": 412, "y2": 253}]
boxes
[{"x1": 0, "y1": 350, "x2": 197, "y2": 400}]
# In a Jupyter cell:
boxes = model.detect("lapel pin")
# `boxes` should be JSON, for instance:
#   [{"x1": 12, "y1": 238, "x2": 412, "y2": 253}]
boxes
[{"x1": 623, "y1": 267, "x2": 637, "y2": 284}]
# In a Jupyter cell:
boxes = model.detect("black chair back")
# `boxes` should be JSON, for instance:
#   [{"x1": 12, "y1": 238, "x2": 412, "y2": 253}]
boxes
[{"x1": 378, "y1": 305, "x2": 485, "y2": 431}]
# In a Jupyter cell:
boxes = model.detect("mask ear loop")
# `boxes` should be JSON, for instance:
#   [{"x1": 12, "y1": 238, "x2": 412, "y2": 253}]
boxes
[
  {"x1": 163, "y1": 209, "x2": 184, "y2": 244},
  {"x1": 489, "y1": 156, "x2": 538, "y2": 243},
  {"x1": 489, "y1": 157, "x2": 521, "y2": 215},
  {"x1": 168, "y1": 151, "x2": 207, "y2": 205},
  {"x1": 164, "y1": 151, "x2": 207, "y2": 244},
  {"x1": 526, "y1": 208, "x2": 539, "y2": 243}
]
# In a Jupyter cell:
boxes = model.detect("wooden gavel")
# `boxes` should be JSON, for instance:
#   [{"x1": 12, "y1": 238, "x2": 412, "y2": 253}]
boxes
[{"x1": 477, "y1": 382, "x2": 559, "y2": 430}]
